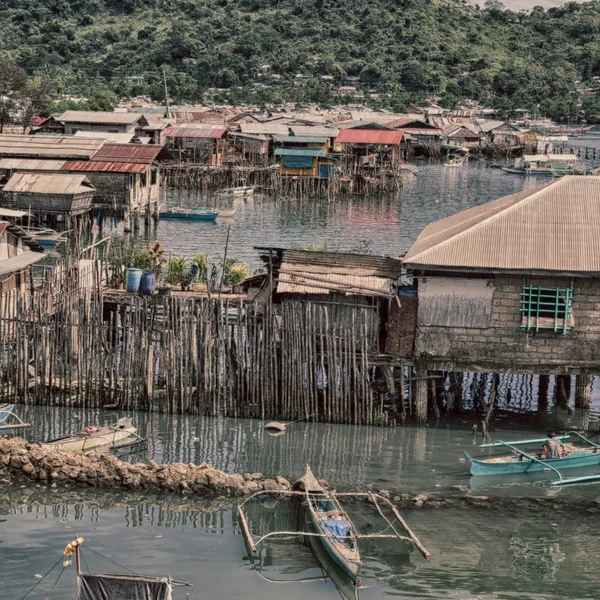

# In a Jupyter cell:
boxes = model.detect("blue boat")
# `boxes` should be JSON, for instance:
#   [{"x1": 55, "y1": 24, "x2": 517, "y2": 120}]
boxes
[
  {"x1": 159, "y1": 207, "x2": 219, "y2": 221},
  {"x1": 465, "y1": 432, "x2": 600, "y2": 478},
  {"x1": 304, "y1": 466, "x2": 361, "y2": 584},
  {"x1": 0, "y1": 404, "x2": 15, "y2": 424}
]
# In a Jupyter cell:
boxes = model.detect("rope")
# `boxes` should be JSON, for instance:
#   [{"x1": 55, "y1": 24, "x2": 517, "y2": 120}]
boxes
[
  {"x1": 46, "y1": 566, "x2": 66, "y2": 600},
  {"x1": 80, "y1": 549, "x2": 90, "y2": 574},
  {"x1": 81, "y1": 544, "x2": 139, "y2": 575},
  {"x1": 17, "y1": 555, "x2": 64, "y2": 600}
]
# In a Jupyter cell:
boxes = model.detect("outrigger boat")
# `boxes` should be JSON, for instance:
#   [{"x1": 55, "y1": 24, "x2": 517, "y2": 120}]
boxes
[
  {"x1": 238, "y1": 465, "x2": 429, "y2": 588},
  {"x1": 42, "y1": 417, "x2": 141, "y2": 452},
  {"x1": 464, "y1": 431, "x2": 600, "y2": 486},
  {"x1": 0, "y1": 403, "x2": 31, "y2": 432},
  {"x1": 159, "y1": 207, "x2": 219, "y2": 221}
]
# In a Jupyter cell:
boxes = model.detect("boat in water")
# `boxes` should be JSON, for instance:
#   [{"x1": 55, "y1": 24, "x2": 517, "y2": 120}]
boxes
[
  {"x1": 42, "y1": 417, "x2": 139, "y2": 452},
  {"x1": 0, "y1": 404, "x2": 15, "y2": 423},
  {"x1": 445, "y1": 156, "x2": 465, "y2": 168},
  {"x1": 464, "y1": 432, "x2": 600, "y2": 484},
  {"x1": 159, "y1": 207, "x2": 219, "y2": 221},
  {"x1": 304, "y1": 466, "x2": 362, "y2": 583},
  {"x1": 502, "y1": 154, "x2": 592, "y2": 176}
]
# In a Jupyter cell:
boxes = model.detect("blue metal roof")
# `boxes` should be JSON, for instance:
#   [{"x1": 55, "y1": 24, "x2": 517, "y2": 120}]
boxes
[
  {"x1": 275, "y1": 136, "x2": 329, "y2": 144},
  {"x1": 274, "y1": 148, "x2": 325, "y2": 157}
]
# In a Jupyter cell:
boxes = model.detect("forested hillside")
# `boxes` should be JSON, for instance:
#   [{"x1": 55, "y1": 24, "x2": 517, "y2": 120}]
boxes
[{"x1": 1, "y1": 0, "x2": 600, "y2": 115}]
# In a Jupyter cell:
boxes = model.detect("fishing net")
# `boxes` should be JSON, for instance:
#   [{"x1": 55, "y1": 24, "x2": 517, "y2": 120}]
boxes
[{"x1": 77, "y1": 574, "x2": 172, "y2": 600}]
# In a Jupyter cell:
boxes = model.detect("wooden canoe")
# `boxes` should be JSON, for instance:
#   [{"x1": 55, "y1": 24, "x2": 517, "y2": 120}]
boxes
[
  {"x1": 304, "y1": 466, "x2": 361, "y2": 583},
  {"x1": 42, "y1": 418, "x2": 137, "y2": 452}
]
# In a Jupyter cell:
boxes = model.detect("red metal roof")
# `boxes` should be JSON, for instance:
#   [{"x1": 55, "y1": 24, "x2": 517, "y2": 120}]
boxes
[
  {"x1": 61, "y1": 161, "x2": 148, "y2": 174},
  {"x1": 336, "y1": 129, "x2": 403, "y2": 145},
  {"x1": 166, "y1": 128, "x2": 227, "y2": 139},
  {"x1": 91, "y1": 144, "x2": 163, "y2": 164}
]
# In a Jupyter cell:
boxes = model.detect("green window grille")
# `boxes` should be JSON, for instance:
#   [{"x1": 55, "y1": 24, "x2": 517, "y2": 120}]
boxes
[{"x1": 520, "y1": 282, "x2": 574, "y2": 333}]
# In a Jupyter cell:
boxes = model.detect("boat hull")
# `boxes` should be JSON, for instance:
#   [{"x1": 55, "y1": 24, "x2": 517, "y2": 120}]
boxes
[
  {"x1": 465, "y1": 449, "x2": 600, "y2": 476},
  {"x1": 159, "y1": 212, "x2": 218, "y2": 221},
  {"x1": 502, "y1": 166, "x2": 526, "y2": 175},
  {"x1": 42, "y1": 427, "x2": 137, "y2": 452},
  {"x1": 0, "y1": 404, "x2": 15, "y2": 424}
]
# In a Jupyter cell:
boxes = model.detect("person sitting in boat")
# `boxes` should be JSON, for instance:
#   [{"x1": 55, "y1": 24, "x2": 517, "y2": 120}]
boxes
[{"x1": 543, "y1": 432, "x2": 564, "y2": 459}]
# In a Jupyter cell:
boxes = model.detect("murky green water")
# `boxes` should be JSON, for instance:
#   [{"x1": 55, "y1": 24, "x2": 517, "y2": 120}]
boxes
[{"x1": 3, "y1": 404, "x2": 600, "y2": 599}]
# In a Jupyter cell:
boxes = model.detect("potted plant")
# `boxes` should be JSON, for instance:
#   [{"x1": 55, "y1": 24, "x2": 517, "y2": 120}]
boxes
[
  {"x1": 166, "y1": 257, "x2": 188, "y2": 290},
  {"x1": 143, "y1": 242, "x2": 167, "y2": 295}
]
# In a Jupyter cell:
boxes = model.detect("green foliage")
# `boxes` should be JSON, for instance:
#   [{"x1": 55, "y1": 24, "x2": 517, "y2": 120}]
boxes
[
  {"x1": 222, "y1": 258, "x2": 249, "y2": 286},
  {"x1": 166, "y1": 257, "x2": 188, "y2": 288},
  {"x1": 2, "y1": 0, "x2": 600, "y2": 114},
  {"x1": 192, "y1": 253, "x2": 208, "y2": 283}
]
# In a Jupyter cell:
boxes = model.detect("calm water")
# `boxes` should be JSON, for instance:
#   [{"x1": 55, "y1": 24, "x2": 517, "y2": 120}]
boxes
[
  {"x1": 113, "y1": 161, "x2": 542, "y2": 270},
  {"x1": 3, "y1": 405, "x2": 600, "y2": 599},
  {"x1": 8, "y1": 162, "x2": 600, "y2": 598}
]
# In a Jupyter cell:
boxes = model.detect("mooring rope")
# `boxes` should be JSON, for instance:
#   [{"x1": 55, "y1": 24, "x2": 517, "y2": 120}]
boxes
[
  {"x1": 81, "y1": 544, "x2": 139, "y2": 575},
  {"x1": 17, "y1": 555, "x2": 65, "y2": 600},
  {"x1": 46, "y1": 565, "x2": 67, "y2": 600}
]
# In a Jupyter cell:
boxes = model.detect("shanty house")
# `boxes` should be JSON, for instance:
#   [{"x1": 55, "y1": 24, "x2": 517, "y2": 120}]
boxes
[
  {"x1": 164, "y1": 128, "x2": 227, "y2": 165},
  {"x1": 60, "y1": 144, "x2": 164, "y2": 213},
  {"x1": 0, "y1": 135, "x2": 105, "y2": 161},
  {"x1": 477, "y1": 120, "x2": 521, "y2": 147},
  {"x1": 336, "y1": 127, "x2": 404, "y2": 174},
  {"x1": 55, "y1": 111, "x2": 148, "y2": 135},
  {"x1": 384, "y1": 118, "x2": 441, "y2": 148},
  {"x1": 228, "y1": 133, "x2": 270, "y2": 167},
  {"x1": 274, "y1": 136, "x2": 334, "y2": 178},
  {"x1": 0, "y1": 220, "x2": 44, "y2": 294},
  {"x1": 257, "y1": 247, "x2": 403, "y2": 351},
  {"x1": 2, "y1": 173, "x2": 95, "y2": 217},
  {"x1": 402, "y1": 176, "x2": 600, "y2": 375},
  {"x1": 440, "y1": 125, "x2": 482, "y2": 149}
]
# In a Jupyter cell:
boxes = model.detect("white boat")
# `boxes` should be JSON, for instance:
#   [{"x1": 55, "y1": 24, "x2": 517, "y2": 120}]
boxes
[{"x1": 42, "y1": 417, "x2": 138, "y2": 452}]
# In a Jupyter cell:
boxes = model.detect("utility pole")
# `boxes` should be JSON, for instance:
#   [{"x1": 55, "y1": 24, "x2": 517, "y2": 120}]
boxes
[{"x1": 162, "y1": 66, "x2": 170, "y2": 119}]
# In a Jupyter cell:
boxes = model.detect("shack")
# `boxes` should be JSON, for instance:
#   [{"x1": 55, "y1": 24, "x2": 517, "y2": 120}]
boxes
[
  {"x1": 402, "y1": 176, "x2": 600, "y2": 414},
  {"x1": 0, "y1": 135, "x2": 104, "y2": 161},
  {"x1": 2, "y1": 173, "x2": 95, "y2": 217},
  {"x1": 274, "y1": 136, "x2": 334, "y2": 178},
  {"x1": 60, "y1": 144, "x2": 165, "y2": 215},
  {"x1": 0, "y1": 220, "x2": 44, "y2": 294},
  {"x1": 53, "y1": 111, "x2": 148, "y2": 135},
  {"x1": 440, "y1": 125, "x2": 482, "y2": 149},
  {"x1": 164, "y1": 128, "x2": 227, "y2": 165}
]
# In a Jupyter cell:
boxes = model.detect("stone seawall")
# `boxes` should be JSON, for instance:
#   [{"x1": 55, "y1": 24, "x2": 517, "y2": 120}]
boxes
[{"x1": 0, "y1": 437, "x2": 291, "y2": 497}]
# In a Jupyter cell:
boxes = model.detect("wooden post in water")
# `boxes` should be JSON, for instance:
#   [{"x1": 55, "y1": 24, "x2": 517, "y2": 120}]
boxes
[
  {"x1": 414, "y1": 358, "x2": 428, "y2": 423},
  {"x1": 537, "y1": 374, "x2": 549, "y2": 412},
  {"x1": 575, "y1": 373, "x2": 592, "y2": 409},
  {"x1": 555, "y1": 374, "x2": 572, "y2": 412}
]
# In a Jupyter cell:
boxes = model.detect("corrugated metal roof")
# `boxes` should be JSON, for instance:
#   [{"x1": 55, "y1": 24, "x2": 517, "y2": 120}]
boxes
[
  {"x1": 240, "y1": 123, "x2": 290, "y2": 136},
  {"x1": 277, "y1": 269, "x2": 392, "y2": 296},
  {"x1": 275, "y1": 136, "x2": 328, "y2": 144},
  {"x1": 403, "y1": 176, "x2": 600, "y2": 274},
  {"x1": 57, "y1": 111, "x2": 143, "y2": 125},
  {"x1": 61, "y1": 161, "x2": 148, "y2": 174},
  {"x1": 280, "y1": 249, "x2": 403, "y2": 278},
  {"x1": 73, "y1": 131, "x2": 136, "y2": 144},
  {"x1": 3, "y1": 172, "x2": 95, "y2": 195},
  {"x1": 274, "y1": 148, "x2": 325, "y2": 157},
  {"x1": 289, "y1": 126, "x2": 339, "y2": 138},
  {"x1": 166, "y1": 128, "x2": 226, "y2": 139},
  {"x1": 336, "y1": 129, "x2": 403, "y2": 145},
  {"x1": 0, "y1": 135, "x2": 105, "y2": 159},
  {"x1": 384, "y1": 117, "x2": 433, "y2": 129},
  {"x1": 172, "y1": 111, "x2": 226, "y2": 123},
  {"x1": 0, "y1": 250, "x2": 45, "y2": 275},
  {"x1": 0, "y1": 158, "x2": 66, "y2": 171},
  {"x1": 0, "y1": 208, "x2": 30, "y2": 218},
  {"x1": 92, "y1": 144, "x2": 162, "y2": 164}
]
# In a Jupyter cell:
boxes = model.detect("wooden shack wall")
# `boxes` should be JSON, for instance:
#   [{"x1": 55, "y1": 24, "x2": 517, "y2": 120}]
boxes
[{"x1": 385, "y1": 295, "x2": 417, "y2": 358}]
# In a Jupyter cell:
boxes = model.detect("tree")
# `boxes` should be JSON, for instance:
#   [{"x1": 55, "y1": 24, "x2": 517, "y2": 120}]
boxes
[
  {"x1": 18, "y1": 76, "x2": 55, "y2": 132},
  {"x1": 0, "y1": 61, "x2": 27, "y2": 133}
]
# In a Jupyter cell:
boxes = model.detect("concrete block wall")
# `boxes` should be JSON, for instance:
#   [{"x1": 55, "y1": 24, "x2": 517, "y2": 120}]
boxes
[{"x1": 414, "y1": 275, "x2": 600, "y2": 373}]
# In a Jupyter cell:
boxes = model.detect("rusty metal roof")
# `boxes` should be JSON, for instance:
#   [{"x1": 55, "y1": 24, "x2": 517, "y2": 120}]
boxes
[
  {"x1": 403, "y1": 176, "x2": 600, "y2": 274},
  {"x1": 277, "y1": 269, "x2": 393, "y2": 296},
  {"x1": 92, "y1": 144, "x2": 163, "y2": 164},
  {"x1": 0, "y1": 222, "x2": 7, "y2": 237},
  {"x1": 336, "y1": 129, "x2": 403, "y2": 145},
  {"x1": 57, "y1": 111, "x2": 143, "y2": 125},
  {"x1": 61, "y1": 161, "x2": 148, "y2": 174},
  {"x1": 0, "y1": 135, "x2": 104, "y2": 159},
  {"x1": 3, "y1": 172, "x2": 95, "y2": 195},
  {"x1": 73, "y1": 131, "x2": 136, "y2": 144}
]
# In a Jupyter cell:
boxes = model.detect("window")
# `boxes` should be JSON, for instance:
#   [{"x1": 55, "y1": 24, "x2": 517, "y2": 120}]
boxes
[
  {"x1": 521, "y1": 283, "x2": 574, "y2": 333},
  {"x1": 151, "y1": 169, "x2": 157, "y2": 185}
]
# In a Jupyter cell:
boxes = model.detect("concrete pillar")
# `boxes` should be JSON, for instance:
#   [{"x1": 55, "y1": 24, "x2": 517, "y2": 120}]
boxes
[
  {"x1": 537, "y1": 374, "x2": 549, "y2": 412},
  {"x1": 575, "y1": 373, "x2": 592, "y2": 409}
]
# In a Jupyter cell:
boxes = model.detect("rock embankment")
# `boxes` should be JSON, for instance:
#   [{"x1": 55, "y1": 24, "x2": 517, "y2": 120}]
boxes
[{"x1": 0, "y1": 437, "x2": 290, "y2": 497}]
